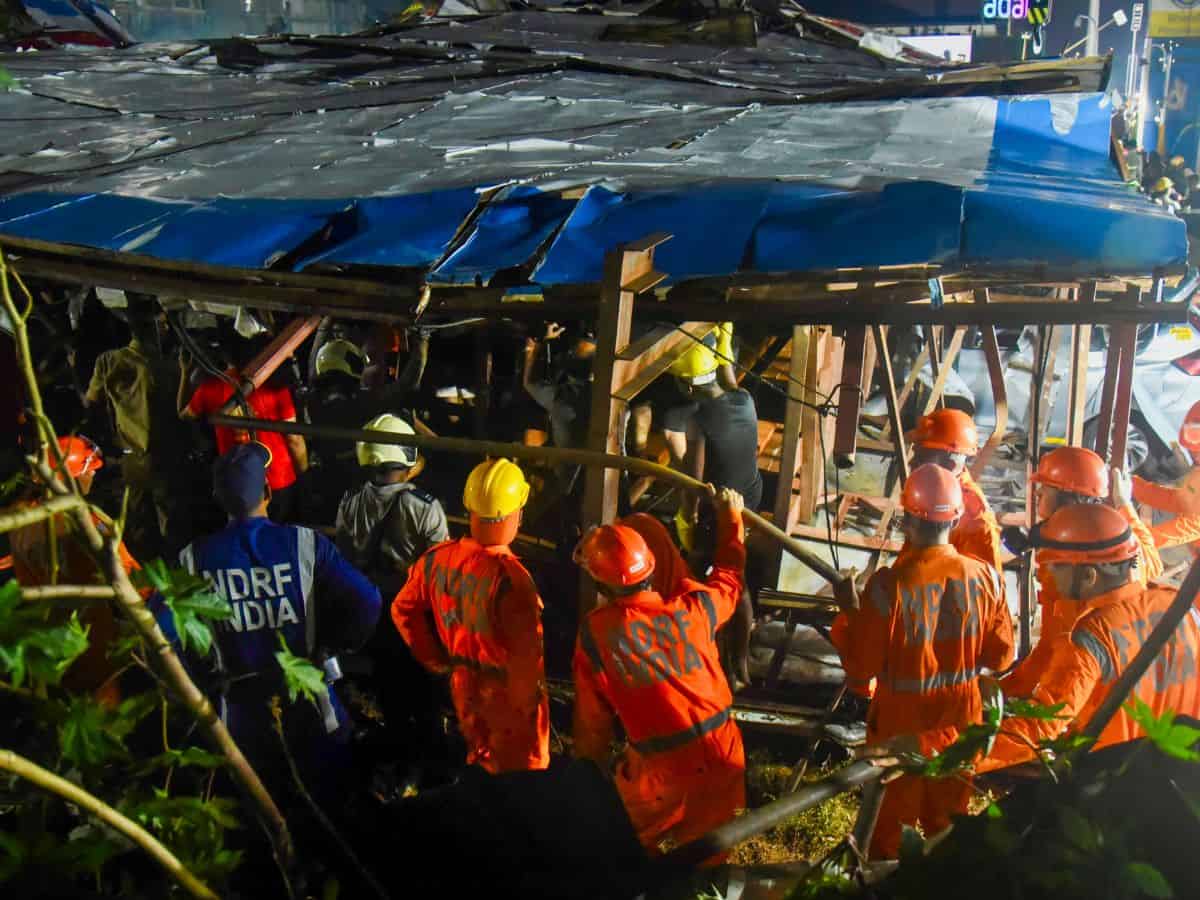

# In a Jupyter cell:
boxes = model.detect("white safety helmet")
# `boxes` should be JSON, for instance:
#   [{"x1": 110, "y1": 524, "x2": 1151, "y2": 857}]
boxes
[
  {"x1": 356, "y1": 413, "x2": 418, "y2": 468},
  {"x1": 316, "y1": 339, "x2": 367, "y2": 379}
]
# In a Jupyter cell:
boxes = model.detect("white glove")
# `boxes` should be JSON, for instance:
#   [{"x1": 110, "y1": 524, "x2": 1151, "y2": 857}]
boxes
[{"x1": 1110, "y1": 466, "x2": 1133, "y2": 509}]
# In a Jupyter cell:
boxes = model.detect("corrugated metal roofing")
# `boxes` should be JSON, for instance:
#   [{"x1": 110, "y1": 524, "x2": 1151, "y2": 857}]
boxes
[{"x1": 0, "y1": 12, "x2": 1186, "y2": 285}]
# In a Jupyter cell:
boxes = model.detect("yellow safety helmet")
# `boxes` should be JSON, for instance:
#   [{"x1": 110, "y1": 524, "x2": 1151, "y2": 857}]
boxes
[
  {"x1": 670, "y1": 343, "x2": 720, "y2": 384},
  {"x1": 356, "y1": 413, "x2": 417, "y2": 468},
  {"x1": 1151, "y1": 176, "x2": 1174, "y2": 195},
  {"x1": 315, "y1": 339, "x2": 367, "y2": 378},
  {"x1": 463, "y1": 458, "x2": 530, "y2": 519}
]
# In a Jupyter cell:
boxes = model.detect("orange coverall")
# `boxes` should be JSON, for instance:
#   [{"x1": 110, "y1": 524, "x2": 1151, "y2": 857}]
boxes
[
  {"x1": 952, "y1": 470, "x2": 1004, "y2": 575},
  {"x1": 1007, "y1": 506, "x2": 1163, "y2": 698},
  {"x1": 392, "y1": 538, "x2": 549, "y2": 774},
  {"x1": 573, "y1": 505, "x2": 746, "y2": 858},
  {"x1": 10, "y1": 503, "x2": 137, "y2": 706},
  {"x1": 1133, "y1": 469, "x2": 1200, "y2": 553},
  {"x1": 979, "y1": 581, "x2": 1200, "y2": 772},
  {"x1": 830, "y1": 543, "x2": 1014, "y2": 858}
]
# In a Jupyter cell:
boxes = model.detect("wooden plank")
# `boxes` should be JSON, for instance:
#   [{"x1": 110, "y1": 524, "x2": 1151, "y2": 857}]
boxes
[
  {"x1": 1067, "y1": 282, "x2": 1097, "y2": 446},
  {"x1": 796, "y1": 328, "x2": 842, "y2": 524},
  {"x1": 971, "y1": 290, "x2": 1009, "y2": 477},
  {"x1": 773, "y1": 326, "x2": 808, "y2": 535},
  {"x1": 832, "y1": 325, "x2": 867, "y2": 468},
  {"x1": 1109, "y1": 287, "x2": 1142, "y2": 467},
  {"x1": 788, "y1": 523, "x2": 903, "y2": 554},
  {"x1": 920, "y1": 326, "x2": 967, "y2": 415},
  {"x1": 612, "y1": 321, "x2": 716, "y2": 403},
  {"x1": 872, "y1": 325, "x2": 910, "y2": 483}
]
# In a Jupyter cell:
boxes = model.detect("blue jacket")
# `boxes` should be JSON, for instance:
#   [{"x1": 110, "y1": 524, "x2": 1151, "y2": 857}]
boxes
[{"x1": 178, "y1": 518, "x2": 381, "y2": 760}]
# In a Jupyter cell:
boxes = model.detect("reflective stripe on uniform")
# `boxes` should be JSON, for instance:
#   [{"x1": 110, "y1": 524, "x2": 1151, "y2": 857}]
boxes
[
  {"x1": 698, "y1": 591, "x2": 718, "y2": 639},
  {"x1": 890, "y1": 667, "x2": 983, "y2": 694},
  {"x1": 297, "y1": 527, "x2": 316, "y2": 654},
  {"x1": 179, "y1": 543, "x2": 195, "y2": 575},
  {"x1": 579, "y1": 621, "x2": 603, "y2": 672},
  {"x1": 1073, "y1": 628, "x2": 1116, "y2": 682},
  {"x1": 630, "y1": 705, "x2": 732, "y2": 756},
  {"x1": 316, "y1": 689, "x2": 340, "y2": 735}
]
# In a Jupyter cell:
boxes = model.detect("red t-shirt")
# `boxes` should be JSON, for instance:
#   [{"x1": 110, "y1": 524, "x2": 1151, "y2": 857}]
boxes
[{"x1": 187, "y1": 373, "x2": 298, "y2": 490}]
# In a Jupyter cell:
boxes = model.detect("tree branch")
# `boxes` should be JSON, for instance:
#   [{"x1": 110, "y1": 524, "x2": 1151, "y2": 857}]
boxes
[
  {"x1": 0, "y1": 494, "x2": 88, "y2": 535},
  {"x1": 20, "y1": 585, "x2": 117, "y2": 602},
  {"x1": 1, "y1": 251, "x2": 294, "y2": 881},
  {"x1": 0, "y1": 747, "x2": 218, "y2": 900}
]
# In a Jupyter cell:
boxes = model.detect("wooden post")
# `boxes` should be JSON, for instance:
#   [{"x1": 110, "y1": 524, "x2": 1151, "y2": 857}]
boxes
[
  {"x1": 872, "y1": 325, "x2": 910, "y2": 483},
  {"x1": 920, "y1": 326, "x2": 967, "y2": 416},
  {"x1": 971, "y1": 290, "x2": 1009, "y2": 478},
  {"x1": 832, "y1": 325, "x2": 868, "y2": 469},
  {"x1": 1109, "y1": 286, "x2": 1143, "y2": 468},
  {"x1": 773, "y1": 326, "x2": 809, "y2": 536},
  {"x1": 796, "y1": 328, "x2": 842, "y2": 525},
  {"x1": 473, "y1": 328, "x2": 493, "y2": 439},
  {"x1": 579, "y1": 234, "x2": 671, "y2": 614},
  {"x1": 1067, "y1": 283, "x2": 1097, "y2": 446},
  {"x1": 218, "y1": 314, "x2": 321, "y2": 414}
]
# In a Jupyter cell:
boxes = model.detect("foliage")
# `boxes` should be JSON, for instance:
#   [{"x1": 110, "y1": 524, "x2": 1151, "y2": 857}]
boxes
[
  {"x1": 0, "y1": 563, "x2": 246, "y2": 895},
  {"x1": 1125, "y1": 699, "x2": 1200, "y2": 762},
  {"x1": 275, "y1": 632, "x2": 327, "y2": 707},
  {"x1": 133, "y1": 559, "x2": 230, "y2": 657},
  {"x1": 0, "y1": 580, "x2": 89, "y2": 688}
]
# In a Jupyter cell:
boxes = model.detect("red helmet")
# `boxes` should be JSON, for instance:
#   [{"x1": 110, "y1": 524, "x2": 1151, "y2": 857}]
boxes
[
  {"x1": 901, "y1": 463, "x2": 964, "y2": 522},
  {"x1": 54, "y1": 435, "x2": 103, "y2": 478},
  {"x1": 1031, "y1": 447, "x2": 1108, "y2": 498},
  {"x1": 1034, "y1": 504, "x2": 1138, "y2": 566},
  {"x1": 1181, "y1": 400, "x2": 1200, "y2": 455},
  {"x1": 908, "y1": 409, "x2": 979, "y2": 455},
  {"x1": 574, "y1": 524, "x2": 656, "y2": 588}
]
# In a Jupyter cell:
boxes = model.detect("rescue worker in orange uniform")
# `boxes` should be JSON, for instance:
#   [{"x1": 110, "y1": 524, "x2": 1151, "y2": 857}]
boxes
[
  {"x1": 909, "y1": 409, "x2": 1004, "y2": 574},
  {"x1": 1132, "y1": 400, "x2": 1200, "y2": 554},
  {"x1": 976, "y1": 504, "x2": 1200, "y2": 772},
  {"x1": 1006, "y1": 448, "x2": 1163, "y2": 697},
  {"x1": 10, "y1": 436, "x2": 134, "y2": 706},
  {"x1": 572, "y1": 488, "x2": 749, "y2": 858},
  {"x1": 830, "y1": 464, "x2": 1014, "y2": 858},
  {"x1": 391, "y1": 458, "x2": 549, "y2": 774}
]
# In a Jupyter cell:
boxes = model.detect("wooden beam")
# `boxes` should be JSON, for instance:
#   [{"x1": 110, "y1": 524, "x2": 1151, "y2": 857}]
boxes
[
  {"x1": 1066, "y1": 282, "x2": 1097, "y2": 446},
  {"x1": 580, "y1": 236, "x2": 668, "y2": 614},
  {"x1": 788, "y1": 523, "x2": 902, "y2": 554},
  {"x1": 971, "y1": 290, "x2": 1008, "y2": 477},
  {"x1": 920, "y1": 326, "x2": 967, "y2": 416},
  {"x1": 832, "y1": 325, "x2": 867, "y2": 468},
  {"x1": 612, "y1": 321, "x2": 716, "y2": 404},
  {"x1": 1109, "y1": 286, "x2": 1142, "y2": 467},
  {"x1": 796, "y1": 328, "x2": 842, "y2": 525},
  {"x1": 221, "y1": 315, "x2": 321, "y2": 414},
  {"x1": 872, "y1": 325, "x2": 910, "y2": 483},
  {"x1": 773, "y1": 326, "x2": 809, "y2": 536}
]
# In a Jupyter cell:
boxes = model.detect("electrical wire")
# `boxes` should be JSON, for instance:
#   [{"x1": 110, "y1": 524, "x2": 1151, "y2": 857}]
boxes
[{"x1": 167, "y1": 312, "x2": 256, "y2": 436}]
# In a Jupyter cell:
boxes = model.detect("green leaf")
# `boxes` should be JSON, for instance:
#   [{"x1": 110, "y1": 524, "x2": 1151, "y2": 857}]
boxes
[
  {"x1": 1059, "y1": 807, "x2": 1097, "y2": 854},
  {"x1": 918, "y1": 721, "x2": 996, "y2": 777},
  {"x1": 59, "y1": 696, "x2": 127, "y2": 767},
  {"x1": 1125, "y1": 862, "x2": 1173, "y2": 899},
  {"x1": 0, "y1": 831, "x2": 28, "y2": 882},
  {"x1": 985, "y1": 802, "x2": 1004, "y2": 820},
  {"x1": 0, "y1": 579, "x2": 91, "y2": 688},
  {"x1": 274, "y1": 633, "x2": 326, "y2": 708},
  {"x1": 136, "y1": 561, "x2": 231, "y2": 658},
  {"x1": 139, "y1": 747, "x2": 227, "y2": 773},
  {"x1": 0, "y1": 68, "x2": 18, "y2": 93},
  {"x1": 1006, "y1": 698, "x2": 1070, "y2": 721},
  {"x1": 1126, "y1": 699, "x2": 1200, "y2": 762}
]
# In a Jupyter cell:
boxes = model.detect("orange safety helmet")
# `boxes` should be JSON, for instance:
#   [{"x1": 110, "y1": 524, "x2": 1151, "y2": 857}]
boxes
[
  {"x1": 574, "y1": 524, "x2": 656, "y2": 589},
  {"x1": 1181, "y1": 400, "x2": 1200, "y2": 455},
  {"x1": 54, "y1": 435, "x2": 104, "y2": 478},
  {"x1": 1030, "y1": 447, "x2": 1108, "y2": 498},
  {"x1": 1033, "y1": 504, "x2": 1138, "y2": 566},
  {"x1": 901, "y1": 463, "x2": 964, "y2": 522},
  {"x1": 908, "y1": 409, "x2": 979, "y2": 455}
]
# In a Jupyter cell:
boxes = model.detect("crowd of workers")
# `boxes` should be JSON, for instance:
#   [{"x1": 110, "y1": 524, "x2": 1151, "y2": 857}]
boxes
[{"x1": 5, "y1": 291, "x2": 1200, "y2": 868}]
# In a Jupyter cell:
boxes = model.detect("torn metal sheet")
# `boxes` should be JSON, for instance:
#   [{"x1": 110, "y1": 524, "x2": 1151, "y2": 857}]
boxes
[{"x1": 0, "y1": 12, "x2": 1184, "y2": 286}]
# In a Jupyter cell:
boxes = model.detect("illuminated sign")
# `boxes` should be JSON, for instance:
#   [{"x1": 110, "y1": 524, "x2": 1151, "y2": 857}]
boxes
[
  {"x1": 1151, "y1": 0, "x2": 1200, "y2": 37},
  {"x1": 982, "y1": 0, "x2": 1029, "y2": 19}
]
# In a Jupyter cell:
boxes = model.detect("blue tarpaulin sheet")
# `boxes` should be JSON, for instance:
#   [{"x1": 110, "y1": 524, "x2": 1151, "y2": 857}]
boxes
[{"x1": 0, "y1": 84, "x2": 1187, "y2": 283}]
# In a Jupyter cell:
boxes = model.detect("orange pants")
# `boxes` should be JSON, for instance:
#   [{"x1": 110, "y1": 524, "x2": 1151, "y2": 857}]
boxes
[
  {"x1": 451, "y1": 671, "x2": 549, "y2": 775},
  {"x1": 615, "y1": 722, "x2": 745, "y2": 859},
  {"x1": 871, "y1": 773, "x2": 973, "y2": 859}
]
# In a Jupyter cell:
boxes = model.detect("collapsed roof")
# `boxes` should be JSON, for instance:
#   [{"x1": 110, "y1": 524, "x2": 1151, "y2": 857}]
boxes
[{"x1": 0, "y1": 10, "x2": 1186, "y2": 292}]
